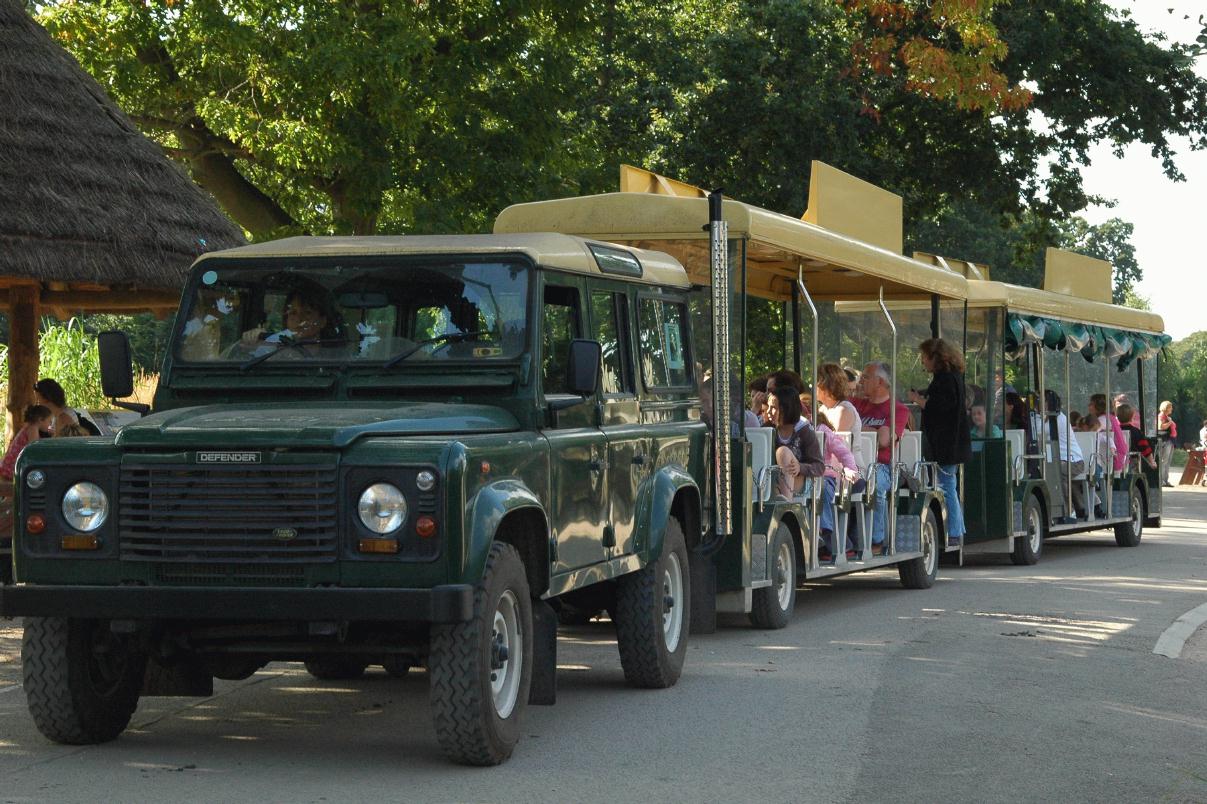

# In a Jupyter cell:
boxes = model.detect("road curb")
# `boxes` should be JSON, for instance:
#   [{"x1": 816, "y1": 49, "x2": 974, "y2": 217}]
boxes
[{"x1": 1153, "y1": 601, "x2": 1207, "y2": 659}]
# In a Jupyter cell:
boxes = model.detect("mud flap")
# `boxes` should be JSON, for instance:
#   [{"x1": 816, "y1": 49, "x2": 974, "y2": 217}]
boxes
[
  {"x1": 895, "y1": 514, "x2": 921, "y2": 553},
  {"x1": 528, "y1": 598, "x2": 557, "y2": 706},
  {"x1": 688, "y1": 549, "x2": 717, "y2": 635},
  {"x1": 142, "y1": 656, "x2": 214, "y2": 697}
]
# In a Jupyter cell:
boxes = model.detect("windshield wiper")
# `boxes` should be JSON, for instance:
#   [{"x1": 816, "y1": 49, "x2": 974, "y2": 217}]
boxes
[
  {"x1": 239, "y1": 336, "x2": 342, "y2": 370},
  {"x1": 382, "y1": 330, "x2": 489, "y2": 369}
]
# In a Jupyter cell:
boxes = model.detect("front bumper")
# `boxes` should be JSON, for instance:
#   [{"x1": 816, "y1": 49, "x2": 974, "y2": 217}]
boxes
[{"x1": 0, "y1": 584, "x2": 474, "y2": 623}]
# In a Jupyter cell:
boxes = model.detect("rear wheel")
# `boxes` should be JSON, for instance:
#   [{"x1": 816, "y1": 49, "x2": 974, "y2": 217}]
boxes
[
  {"x1": 749, "y1": 524, "x2": 796, "y2": 629},
  {"x1": 898, "y1": 508, "x2": 938, "y2": 590},
  {"x1": 614, "y1": 518, "x2": 690, "y2": 688},
  {"x1": 304, "y1": 656, "x2": 368, "y2": 681},
  {"x1": 1114, "y1": 486, "x2": 1144, "y2": 547},
  {"x1": 1011, "y1": 494, "x2": 1045, "y2": 566},
  {"x1": 429, "y1": 541, "x2": 532, "y2": 766},
  {"x1": 23, "y1": 617, "x2": 145, "y2": 744}
]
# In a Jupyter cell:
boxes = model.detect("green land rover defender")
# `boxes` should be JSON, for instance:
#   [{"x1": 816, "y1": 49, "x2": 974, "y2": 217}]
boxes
[{"x1": 2, "y1": 234, "x2": 708, "y2": 765}]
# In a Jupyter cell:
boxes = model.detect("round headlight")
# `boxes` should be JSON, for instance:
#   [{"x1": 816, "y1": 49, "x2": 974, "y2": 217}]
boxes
[
  {"x1": 26, "y1": 469, "x2": 46, "y2": 490},
  {"x1": 416, "y1": 470, "x2": 437, "y2": 492},
  {"x1": 357, "y1": 483, "x2": 407, "y2": 534},
  {"x1": 62, "y1": 482, "x2": 108, "y2": 532}
]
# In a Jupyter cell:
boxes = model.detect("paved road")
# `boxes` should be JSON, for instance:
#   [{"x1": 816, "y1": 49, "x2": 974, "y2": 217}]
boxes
[{"x1": 2, "y1": 489, "x2": 1206, "y2": 803}]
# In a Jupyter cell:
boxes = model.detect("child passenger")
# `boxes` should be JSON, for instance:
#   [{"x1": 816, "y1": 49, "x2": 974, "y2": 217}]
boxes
[{"x1": 1, "y1": 405, "x2": 53, "y2": 481}]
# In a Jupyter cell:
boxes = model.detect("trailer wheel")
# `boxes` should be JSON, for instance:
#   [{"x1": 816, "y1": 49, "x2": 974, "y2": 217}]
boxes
[
  {"x1": 1011, "y1": 494, "x2": 1045, "y2": 566},
  {"x1": 613, "y1": 518, "x2": 690, "y2": 688},
  {"x1": 304, "y1": 657, "x2": 369, "y2": 681},
  {"x1": 22, "y1": 617, "x2": 145, "y2": 745},
  {"x1": 429, "y1": 541, "x2": 532, "y2": 766},
  {"x1": 749, "y1": 524, "x2": 796, "y2": 630},
  {"x1": 382, "y1": 657, "x2": 412, "y2": 678},
  {"x1": 898, "y1": 507, "x2": 938, "y2": 590},
  {"x1": 1114, "y1": 486, "x2": 1143, "y2": 547}
]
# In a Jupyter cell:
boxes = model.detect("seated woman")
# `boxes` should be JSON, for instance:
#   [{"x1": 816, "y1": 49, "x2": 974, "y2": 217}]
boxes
[{"x1": 767, "y1": 386, "x2": 825, "y2": 501}]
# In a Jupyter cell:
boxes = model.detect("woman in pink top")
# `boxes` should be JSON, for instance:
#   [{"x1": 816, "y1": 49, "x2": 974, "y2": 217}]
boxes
[
  {"x1": 816, "y1": 421, "x2": 860, "y2": 559},
  {"x1": 0, "y1": 404, "x2": 52, "y2": 481}
]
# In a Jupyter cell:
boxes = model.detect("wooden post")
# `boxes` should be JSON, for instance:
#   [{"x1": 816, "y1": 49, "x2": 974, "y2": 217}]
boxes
[{"x1": 7, "y1": 285, "x2": 40, "y2": 441}]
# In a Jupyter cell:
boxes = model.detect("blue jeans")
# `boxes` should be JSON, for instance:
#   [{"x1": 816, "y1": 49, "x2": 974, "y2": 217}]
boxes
[
  {"x1": 818, "y1": 476, "x2": 838, "y2": 541},
  {"x1": 872, "y1": 463, "x2": 891, "y2": 544},
  {"x1": 938, "y1": 464, "x2": 964, "y2": 539}
]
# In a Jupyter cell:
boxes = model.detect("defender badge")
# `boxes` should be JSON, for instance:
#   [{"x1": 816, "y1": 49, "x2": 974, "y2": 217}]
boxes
[{"x1": 197, "y1": 451, "x2": 261, "y2": 464}]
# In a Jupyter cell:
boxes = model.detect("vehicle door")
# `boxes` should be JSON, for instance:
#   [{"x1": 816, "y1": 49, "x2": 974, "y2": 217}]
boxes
[
  {"x1": 541, "y1": 278, "x2": 608, "y2": 573},
  {"x1": 587, "y1": 282, "x2": 645, "y2": 557}
]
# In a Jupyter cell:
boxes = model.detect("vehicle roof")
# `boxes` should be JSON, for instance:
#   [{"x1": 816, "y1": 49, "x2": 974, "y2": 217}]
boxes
[
  {"x1": 966, "y1": 280, "x2": 1165, "y2": 334},
  {"x1": 493, "y1": 193, "x2": 969, "y2": 302},
  {"x1": 194, "y1": 233, "x2": 692, "y2": 289}
]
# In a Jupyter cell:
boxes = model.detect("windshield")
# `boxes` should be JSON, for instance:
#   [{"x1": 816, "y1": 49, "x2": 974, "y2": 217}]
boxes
[{"x1": 175, "y1": 258, "x2": 530, "y2": 365}]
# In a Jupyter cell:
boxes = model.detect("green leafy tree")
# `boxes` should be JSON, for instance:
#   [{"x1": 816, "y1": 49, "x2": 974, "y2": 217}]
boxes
[{"x1": 35, "y1": 0, "x2": 595, "y2": 237}]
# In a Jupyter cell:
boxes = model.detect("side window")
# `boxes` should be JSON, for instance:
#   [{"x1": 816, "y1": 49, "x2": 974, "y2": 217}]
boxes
[
  {"x1": 591, "y1": 290, "x2": 633, "y2": 395},
  {"x1": 542, "y1": 284, "x2": 580, "y2": 395},
  {"x1": 638, "y1": 297, "x2": 690, "y2": 389}
]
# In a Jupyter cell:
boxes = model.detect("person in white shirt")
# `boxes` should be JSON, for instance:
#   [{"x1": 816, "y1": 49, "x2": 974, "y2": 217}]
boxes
[{"x1": 1047, "y1": 390, "x2": 1087, "y2": 523}]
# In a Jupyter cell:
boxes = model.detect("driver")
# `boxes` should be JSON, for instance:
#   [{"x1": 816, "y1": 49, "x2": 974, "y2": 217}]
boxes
[{"x1": 231, "y1": 287, "x2": 344, "y2": 359}]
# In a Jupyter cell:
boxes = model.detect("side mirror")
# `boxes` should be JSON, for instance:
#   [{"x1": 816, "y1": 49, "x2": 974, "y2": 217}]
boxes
[
  {"x1": 566, "y1": 339, "x2": 601, "y2": 397},
  {"x1": 97, "y1": 331, "x2": 150, "y2": 416}
]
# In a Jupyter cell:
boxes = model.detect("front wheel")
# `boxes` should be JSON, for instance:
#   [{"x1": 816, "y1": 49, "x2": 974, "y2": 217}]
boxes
[
  {"x1": 1011, "y1": 494, "x2": 1045, "y2": 566},
  {"x1": 898, "y1": 507, "x2": 939, "y2": 589},
  {"x1": 613, "y1": 518, "x2": 690, "y2": 688},
  {"x1": 1114, "y1": 486, "x2": 1144, "y2": 547},
  {"x1": 749, "y1": 524, "x2": 796, "y2": 629},
  {"x1": 429, "y1": 541, "x2": 532, "y2": 766},
  {"x1": 22, "y1": 617, "x2": 146, "y2": 744}
]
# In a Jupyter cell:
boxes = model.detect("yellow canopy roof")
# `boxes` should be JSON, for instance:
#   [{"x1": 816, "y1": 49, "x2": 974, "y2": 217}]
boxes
[
  {"x1": 493, "y1": 193, "x2": 968, "y2": 302},
  {"x1": 966, "y1": 280, "x2": 1165, "y2": 334},
  {"x1": 196, "y1": 233, "x2": 692, "y2": 289}
]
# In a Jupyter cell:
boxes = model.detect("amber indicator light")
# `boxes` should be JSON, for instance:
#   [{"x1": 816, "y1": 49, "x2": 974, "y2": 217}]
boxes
[
  {"x1": 358, "y1": 537, "x2": 400, "y2": 554},
  {"x1": 26, "y1": 514, "x2": 46, "y2": 534}
]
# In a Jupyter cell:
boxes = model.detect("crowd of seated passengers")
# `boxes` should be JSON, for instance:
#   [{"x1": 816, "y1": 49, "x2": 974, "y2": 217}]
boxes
[{"x1": 748, "y1": 365, "x2": 884, "y2": 559}]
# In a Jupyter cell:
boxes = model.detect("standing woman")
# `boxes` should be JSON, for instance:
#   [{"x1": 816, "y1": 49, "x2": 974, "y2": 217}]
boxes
[
  {"x1": 913, "y1": 338, "x2": 972, "y2": 544},
  {"x1": 1156, "y1": 400, "x2": 1176, "y2": 487}
]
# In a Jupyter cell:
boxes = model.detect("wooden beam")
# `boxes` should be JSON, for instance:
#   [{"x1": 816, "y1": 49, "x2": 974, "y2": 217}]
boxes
[
  {"x1": 7, "y1": 285, "x2": 39, "y2": 439},
  {"x1": 0, "y1": 288, "x2": 180, "y2": 311}
]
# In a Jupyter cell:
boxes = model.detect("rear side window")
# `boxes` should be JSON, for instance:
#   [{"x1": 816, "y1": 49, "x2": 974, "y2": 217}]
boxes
[{"x1": 638, "y1": 298, "x2": 690, "y2": 389}]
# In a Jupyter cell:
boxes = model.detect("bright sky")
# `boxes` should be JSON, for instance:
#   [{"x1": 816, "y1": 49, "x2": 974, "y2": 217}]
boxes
[{"x1": 1079, "y1": 1, "x2": 1207, "y2": 340}]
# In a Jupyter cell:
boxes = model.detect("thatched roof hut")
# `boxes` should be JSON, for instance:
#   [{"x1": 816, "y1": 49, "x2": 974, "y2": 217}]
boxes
[{"x1": 0, "y1": 0, "x2": 244, "y2": 427}]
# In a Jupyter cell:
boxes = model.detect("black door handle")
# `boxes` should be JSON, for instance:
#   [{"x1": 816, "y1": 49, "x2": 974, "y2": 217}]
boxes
[{"x1": 632, "y1": 454, "x2": 647, "y2": 466}]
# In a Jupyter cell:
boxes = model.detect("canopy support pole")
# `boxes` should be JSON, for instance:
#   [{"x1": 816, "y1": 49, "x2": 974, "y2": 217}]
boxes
[
  {"x1": 878, "y1": 286, "x2": 897, "y2": 553},
  {"x1": 709, "y1": 191, "x2": 731, "y2": 538}
]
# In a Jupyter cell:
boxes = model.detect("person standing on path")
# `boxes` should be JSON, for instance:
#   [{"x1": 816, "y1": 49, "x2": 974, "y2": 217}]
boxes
[{"x1": 1157, "y1": 400, "x2": 1177, "y2": 487}]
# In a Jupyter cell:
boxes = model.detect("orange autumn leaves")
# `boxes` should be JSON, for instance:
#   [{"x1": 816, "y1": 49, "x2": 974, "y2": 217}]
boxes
[{"x1": 843, "y1": 0, "x2": 1033, "y2": 117}]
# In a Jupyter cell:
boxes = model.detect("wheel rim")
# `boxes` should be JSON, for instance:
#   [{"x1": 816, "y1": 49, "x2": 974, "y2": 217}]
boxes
[
  {"x1": 490, "y1": 590, "x2": 523, "y2": 719},
  {"x1": 1131, "y1": 493, "x2": 1142, "y2": 538},
  {"x1": 1027, "y1": 505, "x2": 1042, "y2": 553},
  {"x1": 775, "y1": 540, "x2": 794, "y2": 611},
  {"x1": 923, "y1": 516, "x2": 937, "y2": 576},
  {"x1": 662, "y1": 551, "x2": 685, "y2": 653}
]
